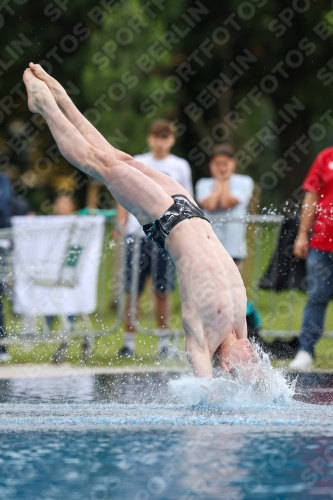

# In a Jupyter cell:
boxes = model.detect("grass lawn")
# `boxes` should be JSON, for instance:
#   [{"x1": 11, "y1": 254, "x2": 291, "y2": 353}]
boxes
[
  {"x1": 5, "y1": 287, "x2": 333, "y2": 370},
  {"x1": 3, "y1": 221, "x2": 333, "y2": 370},
  {"x1": 6, "y1": 330, "x2": 333, "y2": 371}
]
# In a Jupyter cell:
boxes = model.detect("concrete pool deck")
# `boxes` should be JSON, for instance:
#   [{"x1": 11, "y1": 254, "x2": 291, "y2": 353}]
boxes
[{"x1": 0, "y1": 363, "x2": 332, "y2": 378}]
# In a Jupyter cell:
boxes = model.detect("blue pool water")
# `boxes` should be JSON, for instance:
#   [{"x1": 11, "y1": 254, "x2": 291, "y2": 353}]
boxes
[{"x1": 0, "y1": 367, "x2": 333, "y2": 500}]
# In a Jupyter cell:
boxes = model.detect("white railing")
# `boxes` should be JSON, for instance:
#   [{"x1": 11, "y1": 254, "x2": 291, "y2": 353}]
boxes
[{"x1": 1, "y1": 213, "x2": 330, "y2": 358}]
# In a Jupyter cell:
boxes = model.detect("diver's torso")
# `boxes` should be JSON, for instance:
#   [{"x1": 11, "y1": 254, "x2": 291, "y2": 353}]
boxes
[{"x1": 166, "y1": 218, "x2": 247, "y2": 355}]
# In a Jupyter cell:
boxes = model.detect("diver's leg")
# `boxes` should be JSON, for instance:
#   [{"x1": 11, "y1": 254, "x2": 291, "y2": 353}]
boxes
[
  {"x1": 23, "y1": 68, "x2": 173, "y2": 226},
  {"x1": 29, "y1": 62, "x2": 194, "y2": 201}
]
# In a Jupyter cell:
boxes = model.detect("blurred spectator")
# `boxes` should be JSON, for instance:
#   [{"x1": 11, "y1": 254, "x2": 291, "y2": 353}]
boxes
[
  {"x1": 290, "y1": 148, "x2": 333, "y2": 371},
  {"x1": 116, "y1": 119, "x2": 193, "y2": 357},
  {"x1": 53, "y1": 194, "x2": 76, "y2": 216},
  {"x1": 0, "y1": 173, "x2": 12, "y2": 362},
  {"x1": 6, "y1": 164, "x2": 34, "y2": 217},
  {"x1": 195, "y1": 144, "x2": 254, "y2": 268},
  {"x1": 196, "y1": 145, "x2": 260, "y2": 348},
  {"x1": 11, "y1": 195, "x2": 33, "y2": 217}
]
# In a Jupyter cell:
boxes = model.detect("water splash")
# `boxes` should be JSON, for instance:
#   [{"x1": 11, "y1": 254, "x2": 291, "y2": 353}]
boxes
[
  {"x1": 1, "y1": 369, "x2": 332, "y2": 430},
  {"x1": 169, "y1": 343, "x2": 296, "y2": 408}
]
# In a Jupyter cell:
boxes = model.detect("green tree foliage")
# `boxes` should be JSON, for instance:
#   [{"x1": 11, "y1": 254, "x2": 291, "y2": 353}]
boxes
[
  {"x1": 81, "y1": 0, "x2": 183, "y2": 155},
  {"x1": 80, "y1": 0, "x2": 333, "y2": 204},
  {"x1": 3, "y1": 0, "x2": 333, "y2": 208},
  {"x1": 176, "y1": 0, "x2": 333, "y2": 203},
  {"x1": 0, "y1": 0, "x2": 96, "y2": 209}
]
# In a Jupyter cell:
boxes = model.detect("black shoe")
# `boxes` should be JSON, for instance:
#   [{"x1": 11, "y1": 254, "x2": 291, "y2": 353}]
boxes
[
  {"x1": 159, "y1": 346, "x2": 170, "y2": 358},
  {"x1": 117, "y1": 346, "x2": 134, "y2": 358}
]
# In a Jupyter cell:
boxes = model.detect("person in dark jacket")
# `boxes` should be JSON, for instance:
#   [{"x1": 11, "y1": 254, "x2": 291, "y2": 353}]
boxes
[{"x1": 259, "y1": 216, "x2": 306, "y2": 293}]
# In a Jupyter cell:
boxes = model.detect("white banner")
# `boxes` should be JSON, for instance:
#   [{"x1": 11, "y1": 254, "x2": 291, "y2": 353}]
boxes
[{"x1": 12, "y1": 215, "x2": 105, "y2": 315}]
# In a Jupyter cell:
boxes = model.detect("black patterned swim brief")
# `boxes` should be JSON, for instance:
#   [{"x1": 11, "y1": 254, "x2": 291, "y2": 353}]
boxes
[{"x1": 143, "y1": 194, "x2": 210, "y2": 249}]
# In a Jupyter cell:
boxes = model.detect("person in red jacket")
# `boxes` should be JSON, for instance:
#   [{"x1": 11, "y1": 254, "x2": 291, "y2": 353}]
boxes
[{"x1": 291, "y1": 147, "x2": 333, "y2": 371}]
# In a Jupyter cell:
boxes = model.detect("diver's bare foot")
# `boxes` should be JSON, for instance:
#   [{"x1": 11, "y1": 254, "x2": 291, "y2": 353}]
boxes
[
  {"x1": 29, "y1": 62, "x2": 66, "y2": 105},
  {"x1": 23, "y1": 68, "x2": 53, "y2": 114}
]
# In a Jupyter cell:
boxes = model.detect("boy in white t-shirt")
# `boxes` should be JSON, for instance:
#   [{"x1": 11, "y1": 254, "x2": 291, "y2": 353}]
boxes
[
  {"x1": 195, "y1": 144, "x2": 254, "y2": 267},
  {"x1": 116, "y1": 120, "x2": 193, "y2": 357}
]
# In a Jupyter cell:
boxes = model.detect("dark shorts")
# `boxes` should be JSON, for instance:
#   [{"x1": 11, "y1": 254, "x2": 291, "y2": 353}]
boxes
[{"x1": 124, "y1": 235, "x2": 175, "y2": 294}]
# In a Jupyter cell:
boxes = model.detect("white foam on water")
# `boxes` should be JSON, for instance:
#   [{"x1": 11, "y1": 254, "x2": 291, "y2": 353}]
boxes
[{"x1": 169, "y1": 344, "x2": 296, "y2": 408}]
